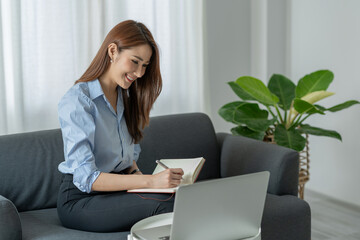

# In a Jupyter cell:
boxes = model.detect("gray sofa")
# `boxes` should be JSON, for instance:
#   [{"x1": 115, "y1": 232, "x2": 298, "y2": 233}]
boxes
[{"x1": 0, "y1": 112, "x2": 311, "y2": 240}]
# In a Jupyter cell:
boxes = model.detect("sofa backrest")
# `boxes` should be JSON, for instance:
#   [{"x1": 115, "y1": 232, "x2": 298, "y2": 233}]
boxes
[
  {"x1": 137, "y1": 113, "x2": 220, "y2": 180},
  {"x1": 0, "y1": 112, "x2": 220, "y2": 212},
  {"x1": 0, "y1": 129, "x2": 64, "y2": 212}
]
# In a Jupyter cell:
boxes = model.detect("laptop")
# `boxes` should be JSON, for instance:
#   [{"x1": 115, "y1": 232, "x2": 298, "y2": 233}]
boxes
[{"x1": 133, "y1": 171, "x2": 269, "y2": 240}]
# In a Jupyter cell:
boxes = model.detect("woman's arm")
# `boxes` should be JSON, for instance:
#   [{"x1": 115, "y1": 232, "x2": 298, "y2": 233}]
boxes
[{"x1": 91, "y1": 168, "x2": 184, "y2": 192}]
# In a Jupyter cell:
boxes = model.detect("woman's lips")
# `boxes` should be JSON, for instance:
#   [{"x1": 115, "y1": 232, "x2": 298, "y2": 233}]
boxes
[{"x1": 125, "y1": 74, "x2": 136, "y2": 83}]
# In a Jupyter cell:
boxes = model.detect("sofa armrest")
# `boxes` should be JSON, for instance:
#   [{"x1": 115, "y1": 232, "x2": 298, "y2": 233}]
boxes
[
  {"x1": 0, "y1": 195, "x2": 22, "y2": 240},
  {"x1": 217, "y1": 133, "x2": 299, "y2": 196},
  {"x1": 262, "y1": 194, "x2": 311, "y2": 240}
]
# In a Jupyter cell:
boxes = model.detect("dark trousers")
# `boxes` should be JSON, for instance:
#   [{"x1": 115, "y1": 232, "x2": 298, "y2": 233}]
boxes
[{"x1": 57, "y1": 174, "x2": 175, "y2": 232}]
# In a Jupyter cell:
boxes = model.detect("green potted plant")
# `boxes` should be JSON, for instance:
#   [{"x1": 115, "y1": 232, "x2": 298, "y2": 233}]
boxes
[
  {"x1": 219, "y1": 70, "x2": 359, "y2": 152},
  {"x1": 219, "y1": 70, "x2": 359, "y2": 199}
]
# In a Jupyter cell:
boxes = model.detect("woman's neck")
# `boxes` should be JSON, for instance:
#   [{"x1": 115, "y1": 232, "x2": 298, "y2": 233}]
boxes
[{"x1": 99, "y1": 75, "x2": 118, "y2": 97}]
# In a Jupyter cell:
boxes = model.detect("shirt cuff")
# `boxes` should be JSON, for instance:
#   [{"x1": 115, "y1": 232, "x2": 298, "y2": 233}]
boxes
[
  {"x1": 73, "y1": 170, "x2": 101, "y2": 193},
  {"x1": 88, "y1": 170, "x2": 101, "y2": 193}
]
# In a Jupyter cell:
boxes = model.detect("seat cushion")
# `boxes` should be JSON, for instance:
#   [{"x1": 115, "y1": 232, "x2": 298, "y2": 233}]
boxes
[{"x1": 19, "y1": 208, "x2": 129, "y2": 240}]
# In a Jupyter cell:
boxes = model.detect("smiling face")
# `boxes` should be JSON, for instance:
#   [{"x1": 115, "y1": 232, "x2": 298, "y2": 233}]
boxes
[{"x1": 105, "y1": 43, "x2": 153, "y2": 90}]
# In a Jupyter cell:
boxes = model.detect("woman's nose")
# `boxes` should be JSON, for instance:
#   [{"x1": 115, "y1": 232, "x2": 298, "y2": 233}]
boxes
[{"x1": 134, "y1": 66, "x2": 144, "y2": 78}]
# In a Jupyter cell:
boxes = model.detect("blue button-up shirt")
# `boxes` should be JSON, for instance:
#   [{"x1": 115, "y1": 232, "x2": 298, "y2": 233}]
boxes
[{"x1": 58, "y1": 79, "x2": 141, "y2": 193}]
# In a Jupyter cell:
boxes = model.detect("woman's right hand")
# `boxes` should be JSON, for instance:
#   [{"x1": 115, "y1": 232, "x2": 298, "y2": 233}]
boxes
[{"x1": 150, "y1": 168, "x2": 184, "y2": 188}]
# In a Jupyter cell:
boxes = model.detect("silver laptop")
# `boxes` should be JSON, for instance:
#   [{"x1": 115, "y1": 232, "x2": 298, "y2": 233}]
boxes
[{"x1": 133, "y1": 171, "x2": 269, "y2": 240}]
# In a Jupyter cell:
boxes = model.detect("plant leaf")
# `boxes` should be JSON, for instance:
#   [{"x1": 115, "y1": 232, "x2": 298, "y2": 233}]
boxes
[
  {"x1": 327, "y1": 100, "x2": 360, "y2": 112},
  {"x1": 274, "y1": 124, "x2": 306, "y2": 151},
  {"x1": 235, "y1": 76, "x2": 279, "y2": 105},
  {"x1": 228, "y1": 82, "x2": 256, "y2": 101},
  {"x1": 268, "y1": 74, "x2": 295, "y2": 110},
  {"x1": 296, "y1": 70, "x2": 334, "y2": 98},
  {"x1": 218, "y1": 101, "x2": 248, "y2": 123},
  {"x1": 233, "y1": 103, "x2": 276, "y2": 132},
  {"x1": 293, "y1": 99, "x2": 325, "y2": 115},
  {"x1": 299, "y1": 124, "x2": 342, "y2": 141},
  {"x1": 219, "y1": 102, "x2": 276, "y2": 131},
  {"x1": 231, "y1": 126, "x2": 264, "y2": 141},
  {"x1": 314, "y1": 104, "x2": 327, "y2": 112},
  {"x1": 301, "y1": 91, "x2": 335, "y2": 105}
]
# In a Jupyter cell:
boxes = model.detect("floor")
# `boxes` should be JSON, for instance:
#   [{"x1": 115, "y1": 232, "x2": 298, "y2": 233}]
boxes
[{"x1": 304, "y1": 189, "x2": 360, "y2": 240}]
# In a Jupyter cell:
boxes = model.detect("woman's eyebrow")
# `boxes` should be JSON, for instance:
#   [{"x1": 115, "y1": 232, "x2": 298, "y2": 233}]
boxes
[{"x1": 132, "y1": 55, "x2": 150, "y2": 64}]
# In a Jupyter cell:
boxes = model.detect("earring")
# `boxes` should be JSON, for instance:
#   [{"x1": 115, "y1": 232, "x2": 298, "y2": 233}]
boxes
[{"x1": 110, "y1": 59, "x2": 113, "y2": 63}]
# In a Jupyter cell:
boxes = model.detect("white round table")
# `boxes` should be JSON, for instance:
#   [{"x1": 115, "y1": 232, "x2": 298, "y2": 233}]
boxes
[{"x1": 128, "y1": 212, "x2": 261, "y2": 240}]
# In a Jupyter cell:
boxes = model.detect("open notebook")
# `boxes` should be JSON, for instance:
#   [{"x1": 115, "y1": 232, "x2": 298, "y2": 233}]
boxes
[{"x1": 127, "y1": 157, "x2": 205, "y2": 193}]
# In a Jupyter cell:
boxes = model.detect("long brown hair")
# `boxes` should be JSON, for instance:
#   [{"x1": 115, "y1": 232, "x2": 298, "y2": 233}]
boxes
[{"x1": 76, "y1": 20, "x2": 162, "y2": 143}]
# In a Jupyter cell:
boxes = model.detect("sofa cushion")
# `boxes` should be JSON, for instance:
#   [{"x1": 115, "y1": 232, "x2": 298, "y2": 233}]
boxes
[
  {"x1": 20, "y1": 208, "x2": 129, "y2": 240},
  {"x1": 138, "y1": 112, "x2": 221, "y2": 180},
  {"x1": 0, "y1": 129, "x2": 64, "y2": 212}
]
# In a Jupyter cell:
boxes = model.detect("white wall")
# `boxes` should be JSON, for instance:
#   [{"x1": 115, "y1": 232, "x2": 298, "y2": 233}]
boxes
[
  {"x1": 289, "y1": 0, "x2": 360, "y2": 207},
  {"x1": 205, "y1": 0, "x2": 360, "y2": 207},
  {"x1": 204, "y1": 0, "x2": 251, "y2": 133}
]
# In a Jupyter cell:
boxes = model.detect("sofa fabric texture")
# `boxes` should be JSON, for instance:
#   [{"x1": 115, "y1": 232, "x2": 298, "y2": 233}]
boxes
[
  {"x1": 0, "y1": 129, "x2": 63, "y2": 212},
  {"x1": 0, "y1": 112, "x2": 311, "y2": 240},
  {"x1": 0, "y1": 195, "x2": 22, "y2": 240},
  {"x1": 219, "y1": 134, "x2": 300, "y2": 196}
]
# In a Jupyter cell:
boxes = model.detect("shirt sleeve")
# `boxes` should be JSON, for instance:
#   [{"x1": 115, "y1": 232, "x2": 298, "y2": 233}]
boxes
[
  {"x1": 133, "y1": 143, "x2": 141, "y2": 162},
  {"x1": 58, "y1": 88, "x2": 100, "y2": 193}
]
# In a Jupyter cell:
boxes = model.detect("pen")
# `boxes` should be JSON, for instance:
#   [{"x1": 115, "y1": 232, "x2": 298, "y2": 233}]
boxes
[
  {"x1": 156, "y1": 160, "x2": 183, "y2": 180},
  {"x1": 156, "y1": 160, "x2": 169, "y2": 169}
]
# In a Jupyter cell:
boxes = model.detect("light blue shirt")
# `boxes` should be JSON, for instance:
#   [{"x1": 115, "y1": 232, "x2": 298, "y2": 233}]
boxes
[{"x1": 58, "y1": 79, "x2": 141, "y2": 193}]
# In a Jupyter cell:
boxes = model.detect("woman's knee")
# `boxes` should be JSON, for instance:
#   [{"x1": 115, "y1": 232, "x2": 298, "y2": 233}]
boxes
[{"x1": 153, "y1": 200, "x2": 174, "y2": 215}]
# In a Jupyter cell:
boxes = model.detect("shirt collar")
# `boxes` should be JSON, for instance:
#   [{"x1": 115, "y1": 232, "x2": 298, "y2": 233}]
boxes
[
  {"x1": 87, "y1": 79, "x2": 124, "y2": 116},
  {"x1": 87, "y1": 79, "x2": 104, "y2": 100}
]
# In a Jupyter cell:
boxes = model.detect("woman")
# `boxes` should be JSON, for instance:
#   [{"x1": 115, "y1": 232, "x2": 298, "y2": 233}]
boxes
[{"x1": 57, "y1": 20, "x2": 184, "y2": 232}]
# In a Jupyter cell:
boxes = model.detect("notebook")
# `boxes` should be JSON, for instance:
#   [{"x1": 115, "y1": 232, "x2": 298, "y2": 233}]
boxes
[
  {"x1": 132, "y1": 171, "x2": 270, "y2": 240},
  {"x1": 128, "y1": 157, "x2": 205, "y2": 193}
]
